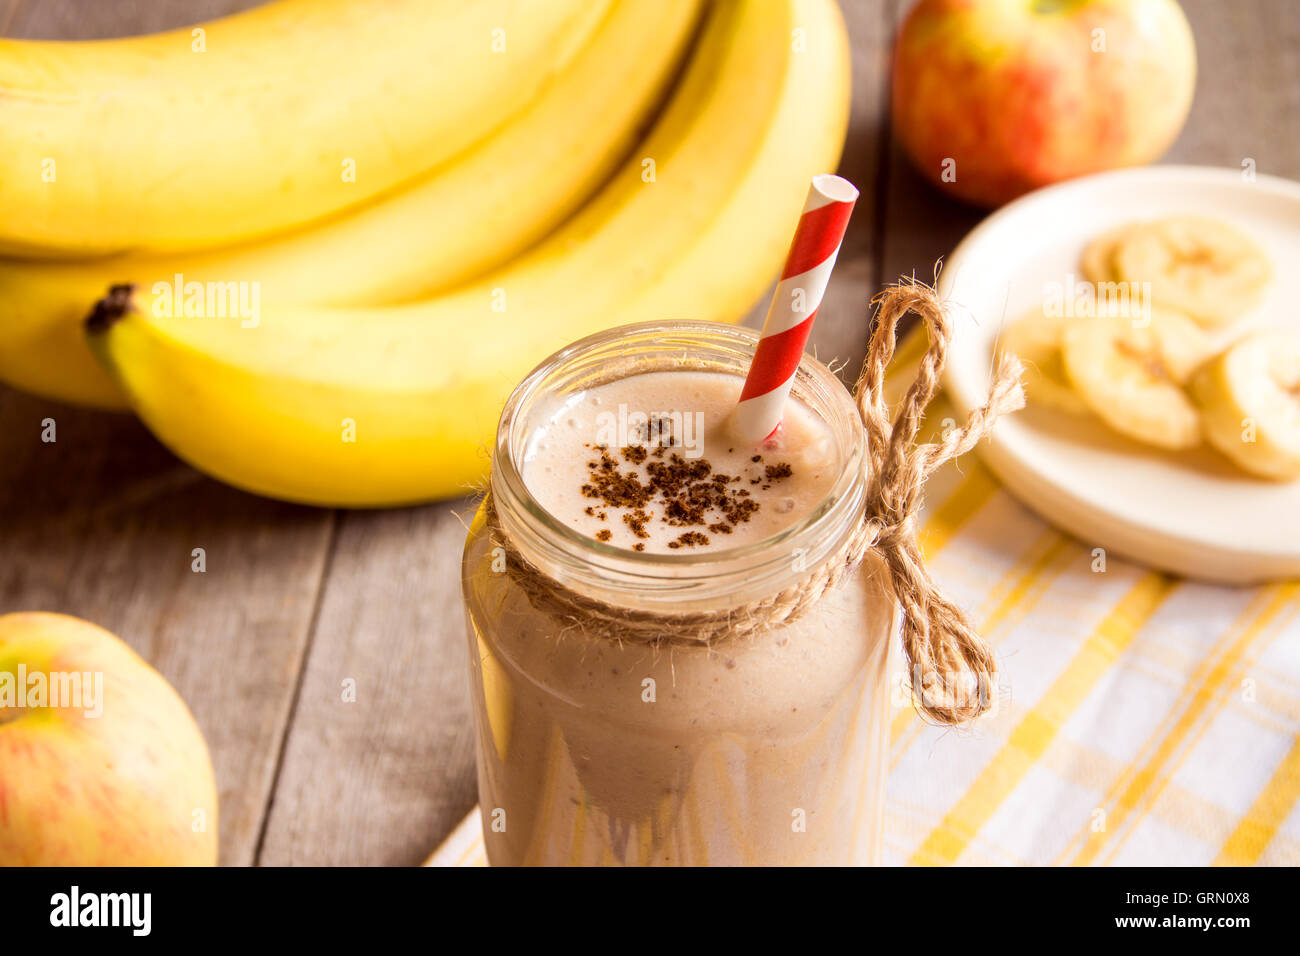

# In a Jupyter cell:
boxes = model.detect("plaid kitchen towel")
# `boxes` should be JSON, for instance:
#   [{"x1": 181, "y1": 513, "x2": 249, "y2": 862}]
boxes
[{"x1": 428, "y1": 334, "x2": 1300, "y2": 867}]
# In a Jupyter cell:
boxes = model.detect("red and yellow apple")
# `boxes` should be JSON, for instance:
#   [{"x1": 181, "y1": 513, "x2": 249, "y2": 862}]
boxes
[
  {"x1": 891, "y1": 0, "x2": 1197, "y2": 207},
  {"x1": 0, "y1": 612, "x2": 218, "y2": 865}
]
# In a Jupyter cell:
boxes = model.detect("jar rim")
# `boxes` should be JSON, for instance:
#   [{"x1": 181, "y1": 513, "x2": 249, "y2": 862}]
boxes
[{"x1": 489, "y1": 320, "x2": 868, "y2": 608}]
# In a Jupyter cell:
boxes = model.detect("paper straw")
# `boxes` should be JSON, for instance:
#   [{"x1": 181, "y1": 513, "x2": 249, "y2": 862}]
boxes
[{"x1": 735, "y1": 173, "x2": 858, "y2": 442}]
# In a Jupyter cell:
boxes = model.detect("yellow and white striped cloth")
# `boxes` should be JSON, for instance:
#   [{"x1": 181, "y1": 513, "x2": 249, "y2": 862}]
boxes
[{"x1": 430, "y1": 338, "x2": 1300, "y2": 867}]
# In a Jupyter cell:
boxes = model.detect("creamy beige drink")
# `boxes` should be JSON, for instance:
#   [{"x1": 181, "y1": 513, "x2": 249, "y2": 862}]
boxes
[
  {"x1": 523, "y1": 370, "x2": 838, "y2": 552},
  {"x1": 462, "y1": 322, "x2": 895, "y2": 866}
]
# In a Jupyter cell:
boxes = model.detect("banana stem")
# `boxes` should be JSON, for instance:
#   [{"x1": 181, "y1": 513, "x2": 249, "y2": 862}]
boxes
[{"x1": 84, "y1": 285, "x2": 137, "y2": 335}]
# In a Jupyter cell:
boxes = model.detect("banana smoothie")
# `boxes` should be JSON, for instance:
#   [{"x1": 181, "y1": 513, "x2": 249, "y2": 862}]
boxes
[
  {"x1": 462, "y1": 322, "x2": 895, "y2": 866},
  {"x1": 523, "y1": 370, "x2": 839, "y2": 552}
]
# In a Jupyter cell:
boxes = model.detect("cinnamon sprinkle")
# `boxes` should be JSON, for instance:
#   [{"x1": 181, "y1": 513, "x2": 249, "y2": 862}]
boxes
[{"x1": 578, "y1": 432, "x2": 791, "y2": 549}]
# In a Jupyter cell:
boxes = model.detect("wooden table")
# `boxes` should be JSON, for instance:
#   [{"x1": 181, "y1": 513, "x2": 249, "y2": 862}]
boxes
[{"x1": 2, "y1": 0, "x2": 1296, "y2": 865}]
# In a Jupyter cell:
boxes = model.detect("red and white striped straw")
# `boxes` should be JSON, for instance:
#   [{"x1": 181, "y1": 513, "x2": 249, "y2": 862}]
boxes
[{"x1": 735, "y1": 174, "x2": 858, "y2": 442}]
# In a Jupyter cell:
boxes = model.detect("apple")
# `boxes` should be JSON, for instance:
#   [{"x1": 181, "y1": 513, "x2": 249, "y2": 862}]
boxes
[
  {"x1": 891, "y1": 0, "x2": 1197, "y2": 207},
  {"x1": 0, "y1": 612, "x2": 218, "y2": 865}
]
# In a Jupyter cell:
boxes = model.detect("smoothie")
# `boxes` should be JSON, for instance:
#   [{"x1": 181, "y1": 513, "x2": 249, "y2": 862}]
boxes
[
  {"x1": 522, "y1": 370, "x2": 839, "y2": 553},
  {"x1": 462, "y1": 325, "x2": 895, "y2": 866}
]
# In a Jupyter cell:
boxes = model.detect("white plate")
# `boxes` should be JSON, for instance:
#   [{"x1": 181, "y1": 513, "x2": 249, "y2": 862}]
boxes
[{"x1": 939, "y1": 166, "x2": 1300, "y2": 584}]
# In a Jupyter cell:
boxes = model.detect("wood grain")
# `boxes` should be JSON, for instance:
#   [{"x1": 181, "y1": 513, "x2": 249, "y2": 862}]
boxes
[
  {"x1": 255, "y1": 503, "x2": 479, "y2": 866},
  {"x1": 1167, "y1": 0, "x2": 1300, "y2": 175},
  {"x1": 6, "y1": 0, "x2": 253, "y2": 38},
  {"x1": 0, "y1": 389, "x2": 335, "y2": 866},
  {"x1": 2, "y1": 0, "x2": 1297, "y2": 867},
  {"x1": 1, "y1": 0, "x2": 25, "y2": 36}
]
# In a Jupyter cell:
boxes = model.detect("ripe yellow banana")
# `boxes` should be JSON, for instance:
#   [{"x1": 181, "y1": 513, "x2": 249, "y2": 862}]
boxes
[
  {"x1": 0, "y1": 0, "x2": 607, "y2": 256},
  {"x1": 1061, "y1": 308, "x2": 1212, "y2": 450},
  {"x1": 86, "y1": 0, "x2": 852, "y2": 507},
  {"x1": 0, "y1": 0, "x2": 701, "y2": 410},
  {"x1": 1194, "y1": 331, "x2": 1300, "y2": 480}
]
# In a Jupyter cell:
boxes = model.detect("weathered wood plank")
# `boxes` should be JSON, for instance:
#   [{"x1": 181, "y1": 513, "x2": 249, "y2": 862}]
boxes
[
  {"x1": 7, "y1": 0, "x2": 255, "y2": 38},
  {"x1": 0, "y1": 389, "x2": 336, "y2": 865},
  {"x1": 1, "y1": 0, "x2": 26, "y2": 37},
  {"x1": 1167, "y1": 0, "x2": 1300, "y2": 175},
  {"x1": 255, "y1": 502, "x2": 478, "y2": 866}
]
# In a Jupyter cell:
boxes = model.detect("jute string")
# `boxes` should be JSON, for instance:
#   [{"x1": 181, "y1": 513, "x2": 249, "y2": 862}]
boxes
[{"x1": 484, "y1": 279, "x2": 1024, "y2": 725}]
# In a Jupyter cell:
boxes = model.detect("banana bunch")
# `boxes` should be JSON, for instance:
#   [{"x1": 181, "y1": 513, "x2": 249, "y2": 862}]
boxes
[
  {"x1": 0, "y1": 0, "x2": 695, "y2": 408},
  {"x1": 0, "y1": 0, "x2": 853, "y2": 506},
  {"x1": 0, "y1": 0, "x2": 609, "y2": 255},
  {"x1": 1001, "y1": 216, "x2": 1300, "y2": 480}
]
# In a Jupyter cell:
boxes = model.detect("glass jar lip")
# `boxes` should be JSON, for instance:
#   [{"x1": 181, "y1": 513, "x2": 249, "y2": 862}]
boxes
[{"x1": 490, "y1": 319, "x2": 867, "y2": 581}]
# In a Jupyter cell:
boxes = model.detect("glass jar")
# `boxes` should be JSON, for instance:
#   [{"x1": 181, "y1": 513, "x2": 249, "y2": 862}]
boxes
[{"x1": 461, "y1": 320, "x2": 895, "y2": 866}]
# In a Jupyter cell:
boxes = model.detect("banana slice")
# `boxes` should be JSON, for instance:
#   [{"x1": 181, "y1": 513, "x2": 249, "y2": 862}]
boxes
[
  {"x1": 1110, "y1": 217, "x2": 1271, "y2": 328},
  {"x1": 1145, "y1": 307, "x2": 1218, "y2": 382},
  {"x1": 1061, "y1": 309, "x2": 1212, "y2": 450},
  {"x1": 1193, "y1": 331, "x2": 1300, "y2": 480},
  {"x1": 1080, "y1": 225, "x2": 1130, "y2": 284},
  {"x1": 998, "y1": 309, "x2": 1090, "y2": 415}
]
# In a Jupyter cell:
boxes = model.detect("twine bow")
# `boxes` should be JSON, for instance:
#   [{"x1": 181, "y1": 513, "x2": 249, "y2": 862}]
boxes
[
  {"x1": 484, "y1": 278, "x2": 1023, "y2": 725},
  {"x1": 852, "y1": 279, "x2": 1024, "y2": 723}
]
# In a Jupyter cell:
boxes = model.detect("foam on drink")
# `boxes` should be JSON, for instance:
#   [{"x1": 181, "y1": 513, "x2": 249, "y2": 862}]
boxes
[{"x1": 522, "y1": 369, "x2": 839, "y2": 553}]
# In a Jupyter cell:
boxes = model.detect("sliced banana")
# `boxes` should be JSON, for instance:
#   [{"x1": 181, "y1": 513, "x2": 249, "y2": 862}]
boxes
[
  {"x1": 1193, "y1": 331, "x2": 1300, "y2": 480},
  {"x1": 1109, "y1": 217, "x2": 1271, "y2": 328},
  {"x1": 998, "y1": 309, "x2": 1090, "y2": 415},
  {"x1": 1061, "y1": 310, "x2": 1212, "y2": 450},
  {"x1": 1144, "y1": 307, "x2": 1218, "y2": 382},
  {"x1": 1080, "y1": 225, "x2": 1130, "y2": 284}
]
